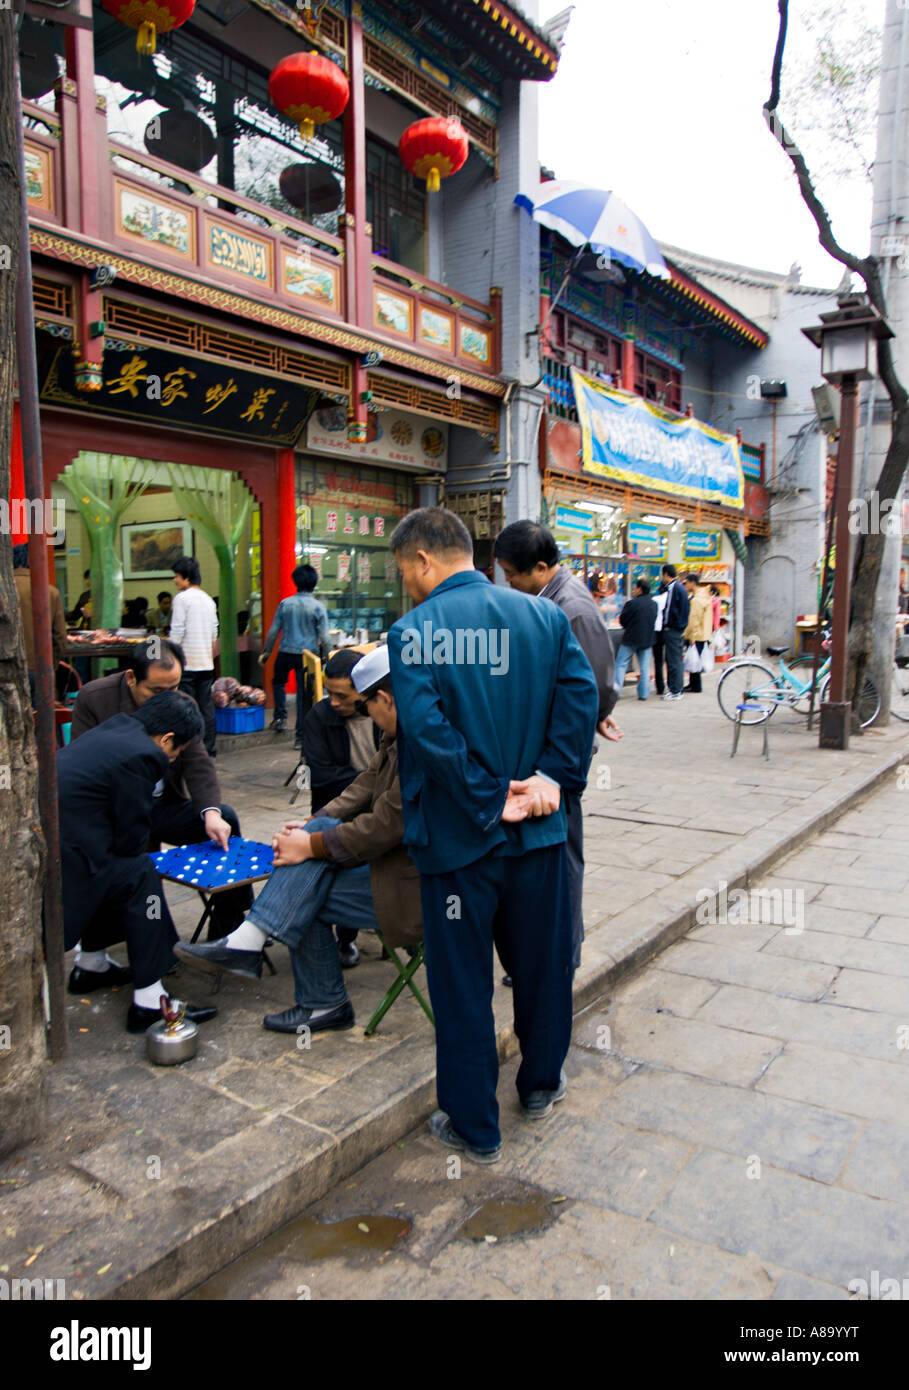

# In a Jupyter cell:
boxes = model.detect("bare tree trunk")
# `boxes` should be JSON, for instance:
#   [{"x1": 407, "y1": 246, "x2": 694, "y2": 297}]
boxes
[
  {"x1": 765, "y1": 0, "x2": 909, "y2": 730},
  {"x1": 0, "y1": 9, "x2": 48, "y2": 1155}
]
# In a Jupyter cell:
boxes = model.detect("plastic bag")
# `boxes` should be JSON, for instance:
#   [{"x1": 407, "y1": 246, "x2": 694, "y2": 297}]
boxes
[
  {"x1": 701, "y1": 644, "x2": 716, "y2": 673},
  {"x1": 684, "y1": 644, "x2": 702, "y2": 674}
]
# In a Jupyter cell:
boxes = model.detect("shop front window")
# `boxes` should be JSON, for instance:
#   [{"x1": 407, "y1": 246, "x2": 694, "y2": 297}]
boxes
[{"x1": 295, "y1": 458, "x2": 414, "y2": 638}]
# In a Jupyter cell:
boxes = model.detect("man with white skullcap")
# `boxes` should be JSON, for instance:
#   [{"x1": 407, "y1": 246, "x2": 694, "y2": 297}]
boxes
[{"x1": 175, "y1": 645, "x2": 422, "y2": 1033}]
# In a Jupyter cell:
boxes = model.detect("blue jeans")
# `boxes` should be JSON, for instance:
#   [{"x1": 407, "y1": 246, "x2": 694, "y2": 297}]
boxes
[
  {"x1": 614, "y1": 643, "x2": 653, "y2": 699},
  {"x1": 246, "y1": 817, "x2": 378, "y2": 1009}
]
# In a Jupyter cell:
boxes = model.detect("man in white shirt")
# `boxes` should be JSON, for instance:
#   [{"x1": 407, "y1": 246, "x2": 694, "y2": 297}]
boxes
[{"x1": 170, "y1": 556, "x2": 219, "y2": 756}]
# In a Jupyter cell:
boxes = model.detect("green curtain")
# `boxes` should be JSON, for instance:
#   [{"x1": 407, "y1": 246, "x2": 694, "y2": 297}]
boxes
[
  {"x1": 167, "y1": 466, "x2": 251, "y2": 679},
  {"x1": 59, "y1": 453, "x2": 154, "y2": 629}
]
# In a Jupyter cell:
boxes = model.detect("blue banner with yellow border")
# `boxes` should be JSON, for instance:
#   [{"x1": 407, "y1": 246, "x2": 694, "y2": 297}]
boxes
[{"x1": 572, "y1": 368, "x2": 745, "y2": 510}]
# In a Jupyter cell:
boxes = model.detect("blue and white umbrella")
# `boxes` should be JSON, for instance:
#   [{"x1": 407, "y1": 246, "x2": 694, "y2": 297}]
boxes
[{"x1": 515, "y1": 180, "x2": 670, "y2": 279}]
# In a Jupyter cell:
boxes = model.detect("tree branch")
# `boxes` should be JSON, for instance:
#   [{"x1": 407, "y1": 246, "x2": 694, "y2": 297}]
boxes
[{"x1": 764, "y1": 0, "x2": 909, "y2": 724}]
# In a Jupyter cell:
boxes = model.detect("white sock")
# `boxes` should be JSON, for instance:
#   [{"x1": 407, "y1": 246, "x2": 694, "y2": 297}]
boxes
[
  {"x1": 225, "y1": 920, "x2": 268, "y2": 951},
  {"x1": 74, "y1": 949, "x2": 109, "y2": 973},
  {"x1": 133, "y1": 980, "x2": 166, "y2": 1009},
  {"x1": 308, "y1": 1004, "x2": 340, "y2": 1020}
]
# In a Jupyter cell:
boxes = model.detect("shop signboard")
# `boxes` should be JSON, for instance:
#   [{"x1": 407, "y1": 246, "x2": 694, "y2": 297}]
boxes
[
  {"x1": 572, "y1": 368, "x2": 745, "y2": 510},
  {"x1": 37, "y1": 337, "x2": 321, "y2": 447},
  {"x1": 306, "y1": 406, "x2": 447, "y2": 470},
  {"x1": 684, "y1": 529, "x2": 722, "y2": 561},
  {"x1": 554, "y1": 504, "x2": 595, "y2": 534},
  {"x1": 628, "y1": 520, "x2": 667, "y2": 557}
]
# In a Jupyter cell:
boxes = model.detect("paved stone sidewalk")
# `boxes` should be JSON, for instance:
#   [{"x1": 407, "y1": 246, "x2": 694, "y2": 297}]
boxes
[
  {"x1": 189, "y1": 775, "x2": 909, "y2": 1300},
  {"x1": 1, "y1": 674, "x2": 908, "y2": 1298}
]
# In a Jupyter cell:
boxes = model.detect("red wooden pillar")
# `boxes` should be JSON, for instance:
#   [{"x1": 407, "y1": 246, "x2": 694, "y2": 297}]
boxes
[
  {"x1": 261, "y1": 447, "x2": 298, "y2": 702},
  {"x1": 621, "y1": 335, "x2": 636, "y2": 393},
  {"x1": 277, "y1": 448, "x2": 297, "y2": 599},
  {"x1": 9, "y1": 401, "x2": 27, "y2": 545},
  {"x1": 343, "y1": 10, "x2": 371, "y2": 443},
  {"x1": 63, "y1": 0, "x2": 104, "y2": 389}
]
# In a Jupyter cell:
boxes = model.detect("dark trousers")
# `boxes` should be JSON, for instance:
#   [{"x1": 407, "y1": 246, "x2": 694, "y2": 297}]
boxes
[
  {"x1": 179, "y1": 668, "x2": 216, "y2": 756},
  {"x1": 73, "y1": 855, "x2": 179, "y2": 989},
  {"x1": 420, "y1": 842, "x2": 573, "y2": 1151},
  {"x1": 687, "y1": 640, "x2": 706, "y2": 694},
  {"x1": 272, "y1": 651, "x2": 314, "y2": 740},
  {"x1": 664, "y1": 628, "x2": 684, "y2": 695},
  {"x1": 151, "y1": 796, "x2": 252, "y2": 937},
  {"x1": 565, "y1": 790, "x2": 584, "y2": 972},
  {"x1": 652, "y1": 633, "x2": 666, "y2": 695}
]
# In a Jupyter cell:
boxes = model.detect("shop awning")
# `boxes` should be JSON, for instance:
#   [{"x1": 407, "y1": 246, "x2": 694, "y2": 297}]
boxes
[{"x1": 572, "y1": 368, "x2": 745, "y2": 511}]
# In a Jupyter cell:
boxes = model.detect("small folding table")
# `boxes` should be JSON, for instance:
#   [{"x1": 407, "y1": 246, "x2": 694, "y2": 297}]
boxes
[{"x1": 150, "y1": 838, "x2": 278, "y2": 979}]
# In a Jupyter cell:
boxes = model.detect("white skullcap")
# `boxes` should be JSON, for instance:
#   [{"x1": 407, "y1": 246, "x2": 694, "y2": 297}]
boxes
[{"x1": 351, "y1": 644, "x2": 391, "y2": 694}]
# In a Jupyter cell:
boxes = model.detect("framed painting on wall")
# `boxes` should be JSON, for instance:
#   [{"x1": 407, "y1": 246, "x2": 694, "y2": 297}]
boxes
[{"x1": 121, "y1": 520, "x2": 193, "y2": 579}]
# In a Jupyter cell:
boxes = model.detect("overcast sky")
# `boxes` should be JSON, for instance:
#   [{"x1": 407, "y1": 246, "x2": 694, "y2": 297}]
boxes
[{"x1": 537, "y1": 0, "x2": 886, "y2": 289}]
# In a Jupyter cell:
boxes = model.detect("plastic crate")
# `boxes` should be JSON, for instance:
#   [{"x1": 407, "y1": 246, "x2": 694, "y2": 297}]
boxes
[{"x1": 215, "y1": 704, "x2": 265, "y2": 734}]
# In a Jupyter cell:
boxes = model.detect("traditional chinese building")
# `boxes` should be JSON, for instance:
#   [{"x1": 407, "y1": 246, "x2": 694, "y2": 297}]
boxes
[{"x1": 14, "y1": 0, "x2": 563, "y2": 655}]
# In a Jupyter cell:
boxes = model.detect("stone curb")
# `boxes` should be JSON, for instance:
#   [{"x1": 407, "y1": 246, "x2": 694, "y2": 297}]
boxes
[{"x1": 101, "y1": 740, "x2": 906, "y2": 1299}]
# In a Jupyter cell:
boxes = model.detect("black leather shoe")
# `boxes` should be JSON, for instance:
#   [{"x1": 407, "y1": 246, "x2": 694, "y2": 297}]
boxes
[
  {"x1": 68, "y1": 962, "x2": 133, "y2": 994},
  {"x1": 263, "y1": 1001, "x2": 354, "y2": 1034},
  {"x1": 127, "y1": 998, "x2": 218, "y2": 1034},
  {"x1": 338, "y1": 941, "x2": 360, "y2": 968},
  {"x1": 173, "y1": 939, "x2": 263, "y2": 979}
]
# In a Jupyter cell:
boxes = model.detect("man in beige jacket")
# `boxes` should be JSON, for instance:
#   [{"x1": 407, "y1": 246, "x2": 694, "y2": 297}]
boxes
[
  {"x1": 174, "y1": 645, "x2": 421, "y2": 1034},
  {"x1": 683, "y1": 572, "x2": 713, "y2": 694}
]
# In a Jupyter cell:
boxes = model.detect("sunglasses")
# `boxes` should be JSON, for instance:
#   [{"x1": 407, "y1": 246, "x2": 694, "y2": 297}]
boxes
[{"x1": 354, "y1": 689, "x2": 381, "y2": 716}]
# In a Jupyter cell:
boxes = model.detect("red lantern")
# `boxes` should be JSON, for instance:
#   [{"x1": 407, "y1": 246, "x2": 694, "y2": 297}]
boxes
[
  {"x1": 101, "y1": 0, "x2": 195, "y2": 56},
  {"x1": 269, "y1": 51, "x2": 350, "y2": 142},
  {"x1": 399, "y1": 117, "x2": 469, "y2": 194}
]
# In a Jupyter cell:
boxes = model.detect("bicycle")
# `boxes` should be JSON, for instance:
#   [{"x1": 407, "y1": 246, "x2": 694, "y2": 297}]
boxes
[{"x1": 716, "y1": 634, "x2": 881, "y2": 728}]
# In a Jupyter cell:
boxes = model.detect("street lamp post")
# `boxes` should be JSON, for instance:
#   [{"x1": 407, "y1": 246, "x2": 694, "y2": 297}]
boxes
[{"x1": 802, "y1": 294, "x2": 893, "y2": 750}]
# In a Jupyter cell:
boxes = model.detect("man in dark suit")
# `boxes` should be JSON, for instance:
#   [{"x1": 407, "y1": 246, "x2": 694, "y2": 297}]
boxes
[
  {"x1": 660, "y1": 563, "x2": 690, "y2": 700},
  {"x1": 57, "y1": 691, "x2": 217, "y2": 1034},
  {"x1": 389, "y1": 508, "x2": 599, "y2": 1164},
  {"x1": 70, "y1": 638, "x2": 251, "y2": 937}
]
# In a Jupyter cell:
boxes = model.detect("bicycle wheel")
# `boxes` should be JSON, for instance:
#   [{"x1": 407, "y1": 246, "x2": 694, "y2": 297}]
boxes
[
  {"x1": 891, "y1": 662, "x2": 909, "y2": 721},
  {"x1": 716, "y1": 661, "x2": 779, "y2": 722},
  {"x1": 818, "y1": 674, "x2": 882, "y2": 728},
  {"x1": 786, "y1": 657, "x2": 826, "y2": 716}
]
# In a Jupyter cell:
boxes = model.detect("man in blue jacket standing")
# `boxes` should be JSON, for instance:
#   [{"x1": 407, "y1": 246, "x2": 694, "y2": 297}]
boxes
[
  {"x1": 388, "y1": 508, "x2": 598, "y2": 1163},
  {"x1": 259, "y1": 564, "x2": 330, "y2": 746}
]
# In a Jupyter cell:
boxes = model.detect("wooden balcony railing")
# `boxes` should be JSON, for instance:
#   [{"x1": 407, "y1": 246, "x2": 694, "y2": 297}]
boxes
[
  {"x1": 371, "y1": 258, "x2": 500, "y2": 376},
  {"x1": 23, "y1": 97, "x2": 501, "y2": 378}
]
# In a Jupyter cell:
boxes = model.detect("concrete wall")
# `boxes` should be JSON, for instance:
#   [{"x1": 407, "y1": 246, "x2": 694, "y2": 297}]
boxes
[
  {"x1": 440, "y1": 63, "x2": 547, "y2": 527},
  {"x1": 705, "y1": 283, "x2": 837, "y2": 649}
]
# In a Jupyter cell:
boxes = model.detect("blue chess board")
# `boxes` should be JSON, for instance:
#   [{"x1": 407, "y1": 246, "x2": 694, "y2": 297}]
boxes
[{"x1": 149, "y1": 837, "x2": 274, "y2": 890}]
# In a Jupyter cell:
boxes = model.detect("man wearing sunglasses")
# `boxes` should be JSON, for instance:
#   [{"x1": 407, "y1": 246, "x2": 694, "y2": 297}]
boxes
[{"x1": 173, "y1": 646, "x2": 421, "y2": 1033}]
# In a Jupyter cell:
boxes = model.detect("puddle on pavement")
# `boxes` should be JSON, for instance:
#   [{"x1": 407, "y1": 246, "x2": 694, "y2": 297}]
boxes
[
  {"x1": 187, "y1": 1213, "x2": 411, "y2": 1298},
  {"x1": 458, "y1": 1191, "x2": 565, "y2": 1243}
]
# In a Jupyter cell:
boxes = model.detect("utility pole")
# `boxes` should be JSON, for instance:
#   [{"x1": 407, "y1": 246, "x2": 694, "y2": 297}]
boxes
[{"x1": 855, "y1": 0, "x2": 909, "y2": 715}]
